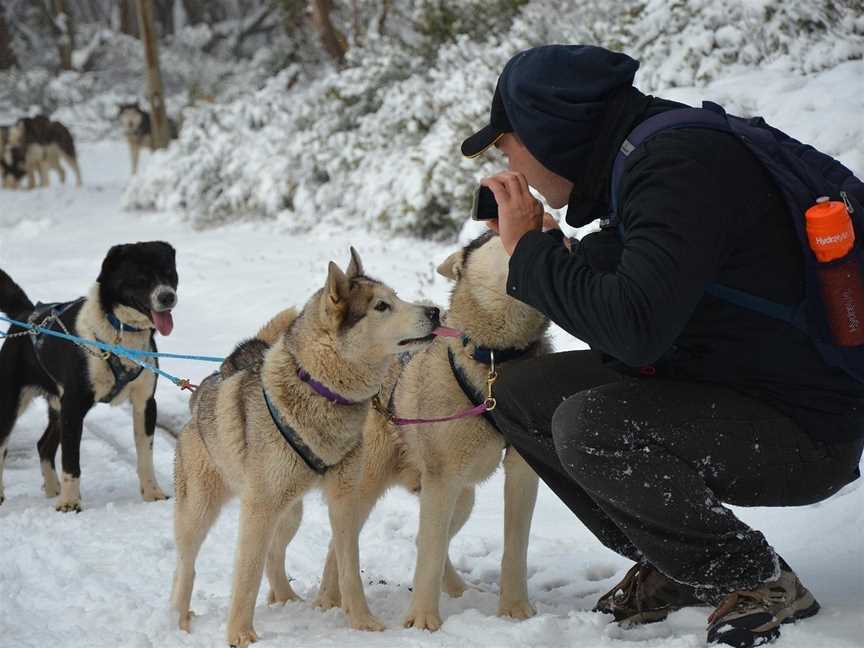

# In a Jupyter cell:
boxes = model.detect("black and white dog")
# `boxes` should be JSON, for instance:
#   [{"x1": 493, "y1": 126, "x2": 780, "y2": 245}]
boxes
[{"x1": 0, "y1": 242, "x2": 178, "y2": 511}]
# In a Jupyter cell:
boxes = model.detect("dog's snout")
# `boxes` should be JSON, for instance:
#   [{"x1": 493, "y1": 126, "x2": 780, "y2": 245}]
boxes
[
  {"x1": 156, "y1": 289, "x2": 177, "y2": 309},
  {"x1": 425, "y1": 306, "x2": 440, "y2": 325}
]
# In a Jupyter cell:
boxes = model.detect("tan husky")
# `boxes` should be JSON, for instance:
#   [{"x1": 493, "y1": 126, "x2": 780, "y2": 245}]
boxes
[
  {"x1": 171, "y1": 249, "x2": 441, "y2": 646},
  {"x1": 315, "y1": 231, "x2": 551, "y2": 631}
]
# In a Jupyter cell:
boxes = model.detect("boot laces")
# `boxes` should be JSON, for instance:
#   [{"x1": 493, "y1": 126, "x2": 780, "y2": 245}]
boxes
[{"x1": 708, "y1": 587, "x2": 786, "y2": 625}]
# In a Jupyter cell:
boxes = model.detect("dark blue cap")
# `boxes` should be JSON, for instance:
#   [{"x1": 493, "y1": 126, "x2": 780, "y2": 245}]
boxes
[{"x1": 461, "y1": 45, "x2": 640, "y2": 181}]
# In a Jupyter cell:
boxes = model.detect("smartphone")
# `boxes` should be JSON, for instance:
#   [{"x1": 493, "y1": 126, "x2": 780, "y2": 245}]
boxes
[{"x1": 471, "y1": 185, "x2": 498, "y2": 220}]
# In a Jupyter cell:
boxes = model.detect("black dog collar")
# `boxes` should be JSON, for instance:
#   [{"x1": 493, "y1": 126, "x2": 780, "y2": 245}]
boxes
[{"x1": 461, "y1": 335, "x2": 534, "y2": 365}]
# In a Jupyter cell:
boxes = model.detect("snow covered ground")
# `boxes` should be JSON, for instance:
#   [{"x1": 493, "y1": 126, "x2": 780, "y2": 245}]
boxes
[{"x1": 2, "y1": 75, "x2": 864, "y2": 647}]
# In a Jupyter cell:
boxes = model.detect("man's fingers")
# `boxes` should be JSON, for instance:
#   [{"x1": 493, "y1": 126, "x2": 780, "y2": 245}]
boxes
[
  {"x1": 481, "y1": 176, "x2": 510, "y2": 204},
  {"x1": 501, "y1": 172, "x2": 527, "y2": 200},
  {"x1": 511, "y1": 171, "x2": 530, "y2": 195}
]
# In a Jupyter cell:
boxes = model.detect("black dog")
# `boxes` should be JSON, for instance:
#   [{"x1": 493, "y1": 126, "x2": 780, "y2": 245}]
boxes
[{"x1": 0, "y1": 242, "x2": 178, "y2": 511}]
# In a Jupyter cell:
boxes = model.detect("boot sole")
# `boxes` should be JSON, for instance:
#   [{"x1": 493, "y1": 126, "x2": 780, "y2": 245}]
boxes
[{"x1": 708, "y1": 594, "x2": 821, "y2": 646}]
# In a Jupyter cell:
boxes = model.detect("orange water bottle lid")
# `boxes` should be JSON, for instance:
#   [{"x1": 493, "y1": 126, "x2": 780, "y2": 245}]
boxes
[{"x1": 805, "y1": 196, "x2": 854, "y2": 263}]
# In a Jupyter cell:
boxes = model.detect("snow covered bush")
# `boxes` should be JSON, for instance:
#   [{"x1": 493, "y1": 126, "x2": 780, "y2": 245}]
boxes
[
  {"x1": 123, "y1": 0, "x2": 864, "y2": 239},
  {"x1": 633, "y1": 0, "x2": 864, "y2": 88}
]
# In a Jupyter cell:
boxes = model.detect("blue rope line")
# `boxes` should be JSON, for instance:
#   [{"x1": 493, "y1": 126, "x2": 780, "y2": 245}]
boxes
[
  {"x1": 0, "y1": 314, "x2": 225, "y2": 390},
  {"x1": 98, "y1": 348, "x2": 226, "y2": 362}
]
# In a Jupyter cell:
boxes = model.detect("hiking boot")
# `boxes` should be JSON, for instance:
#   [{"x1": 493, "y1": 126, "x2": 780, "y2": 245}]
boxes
[
  {"x1": 594, "y1": 563, "x2": 704, "y2": 626},
  {"x1": 706, "y1": 566, "x2": 820, "y2": 647}
]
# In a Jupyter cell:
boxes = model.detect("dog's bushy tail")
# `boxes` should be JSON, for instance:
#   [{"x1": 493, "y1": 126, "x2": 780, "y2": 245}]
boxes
[
  {"x1": 217, "y1": 308, "x2": 300, "y2": 380},
  {"x1": 0, "y1": 268, "x2": 34, "y2": 320},
  {"x1": 50, "y1": 121, "x2": 77, "y2": 160},
  {"x1": 255, "y1": 307, "x2": 299, "y2": 346}
]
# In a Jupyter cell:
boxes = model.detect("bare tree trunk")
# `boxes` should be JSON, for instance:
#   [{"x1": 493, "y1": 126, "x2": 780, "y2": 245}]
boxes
[
  {"x1": 136, "y1": 0, "x2": 171, "y2": 149},
  {"x1": 378, "y1": 0, "x2": 391, "y2": 36},
  {"x1": 119, "y1": 0, "x2": 140, "y2": 37},
  {"x1": 351, "y1": 0, "x2": 361, "y2": 45},
  {"x1": 88, "y1": 0, "x2": 110, "y2": 26},
  {"x1": 53, "y1": 0, "x2": 75, "y2": 70},
  {"x1": 0, "y1": 0, "x2": 16, "y2": 69},
  {"x1": 310, "y1": 0, "x2": 346, "y2": 63},
  {"x1": 154, "y1": 0, "x2": 174, "y2": 36}
]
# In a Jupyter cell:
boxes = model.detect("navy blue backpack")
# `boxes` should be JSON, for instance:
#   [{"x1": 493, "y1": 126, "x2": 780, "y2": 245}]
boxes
[{"x1": 608, "y1": 101, "x2": 864, "y2": 383}]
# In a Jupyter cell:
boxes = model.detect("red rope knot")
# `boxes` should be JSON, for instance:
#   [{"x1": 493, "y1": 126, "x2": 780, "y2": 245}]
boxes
[{"x1": 177, "y1": 378, "x2": 198, "y2": 392}]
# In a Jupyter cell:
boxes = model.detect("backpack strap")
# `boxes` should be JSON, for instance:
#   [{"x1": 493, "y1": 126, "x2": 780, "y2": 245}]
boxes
[
  {"x1": 704, "y1": 284, "x2": 807, "y2": 331},
  {"x1": 608, "y1": 102, "x2": 732, "y2": 227}
]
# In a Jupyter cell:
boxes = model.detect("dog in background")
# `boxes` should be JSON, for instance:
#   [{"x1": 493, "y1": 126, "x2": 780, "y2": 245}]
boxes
[
  {"x1": 117, "y1": 102, "x2": 179, "y2": 175},
  {"x1": 1, "y1": 145, "x2": 26, "y2": 189},
  {"x1": 8, "y1": 115, "x2": 82, "y2": 188},
  {"x1": 171, "y1": 249, "x2": 440, "y2": 645},
  {"x1": 316, "y1": 231, "x2": 551, "y2": 631},
  {"x1": 1, "y1": 125, "x2": 26, "y2": 189},
  {"x1": 0, "y1": 242, "x2": 178, "y2": 511}
]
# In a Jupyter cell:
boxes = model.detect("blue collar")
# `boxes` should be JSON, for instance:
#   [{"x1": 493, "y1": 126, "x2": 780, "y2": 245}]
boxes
[
  {"x1": 461, "y1": 335, "x2": 534, "y2": 366},
  {"x1": 107, "y1": 311, "x2": 144, "y2": 333}
]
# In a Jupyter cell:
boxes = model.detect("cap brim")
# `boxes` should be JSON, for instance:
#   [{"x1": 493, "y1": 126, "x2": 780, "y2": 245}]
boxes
[{"x1": 461, "y1": 124, "x2": 504, "y2": 159}]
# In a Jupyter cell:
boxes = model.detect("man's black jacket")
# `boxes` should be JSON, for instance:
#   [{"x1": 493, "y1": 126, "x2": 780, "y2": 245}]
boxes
[{"x1": 507, "y1": 90, "x2": 864, "y2": 443}]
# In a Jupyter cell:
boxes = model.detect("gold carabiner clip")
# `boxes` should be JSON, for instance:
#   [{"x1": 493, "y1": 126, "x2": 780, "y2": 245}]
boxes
[{"x1": 485, "y1": 349, "x2": 498, "y2": 411}]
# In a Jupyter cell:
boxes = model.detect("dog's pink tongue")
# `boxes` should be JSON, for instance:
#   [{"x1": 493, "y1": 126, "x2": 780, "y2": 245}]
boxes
[
  {"x1": 433, "y1": 326, "x2": 462, "y2": 338},
  {"x1": 151, "y1": 310, "x2": 174, "y2": 336}
]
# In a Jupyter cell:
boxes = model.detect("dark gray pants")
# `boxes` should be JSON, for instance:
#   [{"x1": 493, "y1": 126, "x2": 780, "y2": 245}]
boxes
[{"x1": 491, "y1": 351, "x2": 862, "y2": 598}]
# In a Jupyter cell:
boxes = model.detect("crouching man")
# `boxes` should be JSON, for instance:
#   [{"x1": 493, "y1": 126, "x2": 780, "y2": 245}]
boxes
[{"x1": 462, "y1": 44, "x2": 864, "y2": 648}]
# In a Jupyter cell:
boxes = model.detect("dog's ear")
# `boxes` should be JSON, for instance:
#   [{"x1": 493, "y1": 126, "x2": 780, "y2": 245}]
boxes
[
  {"x1": 346, "y1": 246, "x2": 364, "y2": 278},
  {"x1": 98, "y1": 244, "x2": 128, "y2": 284},
  {"x1": 322, "y1": 261, "x2": 350, "y2": 326},
  {"x1": 436, "y1": 250, "x2": 463, "y2": 281}
]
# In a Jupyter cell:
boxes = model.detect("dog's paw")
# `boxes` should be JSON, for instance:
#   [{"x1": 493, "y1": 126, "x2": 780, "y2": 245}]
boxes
[
  {"x1": 55, "y1": 499, "x2": 82, "y2": 513},
  {"x1": 43, "y1": 479, "x2": 61, "y2": 498},
  {"x1": 443, "y1": 573, "x2": 469, "y2": 598},
  {"x1": 349, "y1": 611, "x2": 385, "y2": 632},
  {"x1": 227, "y1": 627, "x2": 258, "y2": 647},
  {"x1": 313, "y1": 591, "x2": 341, "y2": 610},
  {"x1": 141, "y1": 484, "x2": 170, "y2": 502},
  {"x1": 403, "y1": 608, "x2": 443, "y2": 631},
  {"x1": 178, "y1": 610, "x2": 195, "y2": 632},
  {"x1": 498, "y1": 599, "x2": 536, "y2": 620},
  {"x1": 268, "y1": 586, "x2": 302, "y2": 606},
  {"x1": 41, "y1": 464, "x2": 61, "y2": 497}
]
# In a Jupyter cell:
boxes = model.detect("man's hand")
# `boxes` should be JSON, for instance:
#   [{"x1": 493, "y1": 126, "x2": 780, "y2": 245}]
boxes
[{"x1": 482, "y1": 171, "x2": 543, "y2": 256}]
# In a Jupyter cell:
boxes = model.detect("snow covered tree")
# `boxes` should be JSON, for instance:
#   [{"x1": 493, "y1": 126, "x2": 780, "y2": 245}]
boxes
[{"x1": 310, "y1": 0, "x2": 347, "y2": 62}]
